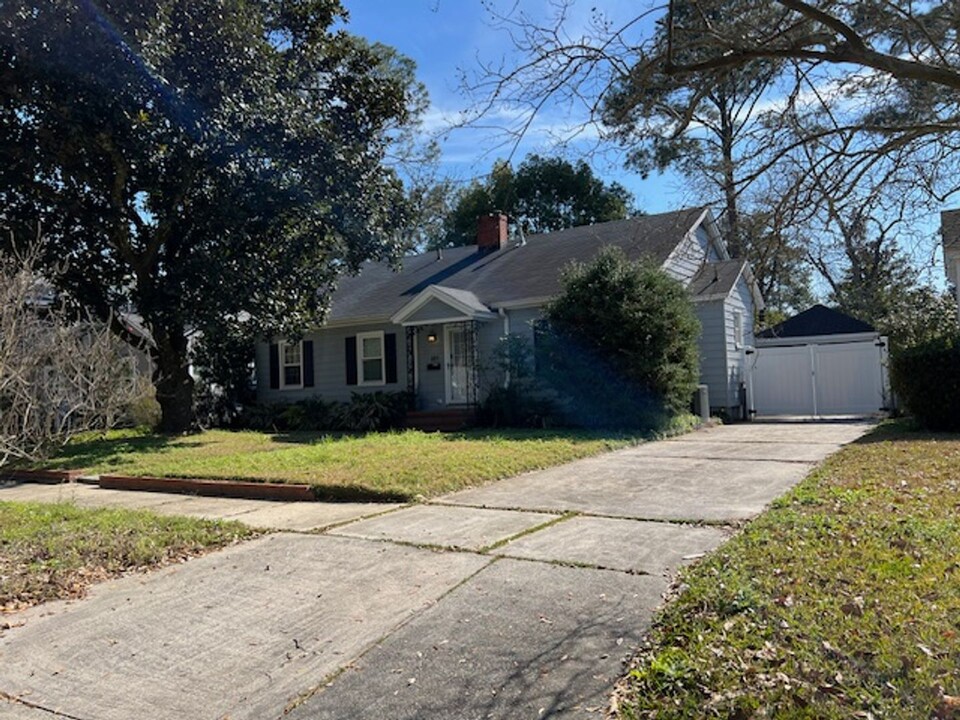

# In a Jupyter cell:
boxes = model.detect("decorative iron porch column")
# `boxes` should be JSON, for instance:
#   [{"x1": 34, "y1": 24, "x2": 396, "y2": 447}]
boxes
[
  {"x1": 469, "y1": 320, "x2": 480, "y2": 410},
  {"x1": 405, "y1": 326, "x2": 418, "y2": 409}
]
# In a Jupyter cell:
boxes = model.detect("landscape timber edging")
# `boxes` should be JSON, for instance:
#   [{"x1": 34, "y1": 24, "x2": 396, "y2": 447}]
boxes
[
  {"x1": 98, "y1": 475, "x2": 316, "y2": 501},
  {"x1": 1, "y1": 468, "x2": 84, "y2": 484}
]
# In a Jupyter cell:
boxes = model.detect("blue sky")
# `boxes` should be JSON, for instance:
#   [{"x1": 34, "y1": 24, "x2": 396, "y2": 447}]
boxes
[
  {"x1": 343, "y1": 0, "x2": 947, "y2": 288},
  {"x1": 344, "y1": 0, "x2": 687, "y2": 215}
]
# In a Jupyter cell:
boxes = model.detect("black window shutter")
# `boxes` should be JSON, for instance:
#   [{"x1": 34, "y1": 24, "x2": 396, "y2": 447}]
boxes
[
  {"x1": 384, "y1": 333, "x2": 398, "y2": 384},
  {"x1": 345, "y1": 336, "x2": 358, "y2": 385},
  {"x1": 303, "y1": 340, "x2": 315, "y2": 387},
  {"x1": 269, "y1": 343, "x2": 280, "y2": 389}
]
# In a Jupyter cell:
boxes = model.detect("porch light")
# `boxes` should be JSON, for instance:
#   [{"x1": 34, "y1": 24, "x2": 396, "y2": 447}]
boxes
[{"x1": 427, "y1": 332, "x2": 438, "y2": 343}]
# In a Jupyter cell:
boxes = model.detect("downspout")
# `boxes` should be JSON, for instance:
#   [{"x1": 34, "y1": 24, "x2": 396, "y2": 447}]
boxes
[{"x1": 499, "y1": 308, "x2": 511, "y2": 388}]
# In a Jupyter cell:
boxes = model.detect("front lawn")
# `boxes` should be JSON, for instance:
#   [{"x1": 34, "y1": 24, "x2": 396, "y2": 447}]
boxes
[
  {"x1": 0, "y1": 501, "x2": 256, "y2": 612},
  {"x1": 616, "y1": 420, "x2": 960, "y2": 719},
  {"x1": 26, "y1": 425, "x2": 670, "y2": 501}
]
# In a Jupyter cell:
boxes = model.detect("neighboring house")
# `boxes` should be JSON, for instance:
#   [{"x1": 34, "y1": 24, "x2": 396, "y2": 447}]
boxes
[
  {"x1": 942, "y1": 209, "x2": 960, "y2": 318},
  {"x1": 255, "y1": 207, "x2": 764, "y2": 419}
]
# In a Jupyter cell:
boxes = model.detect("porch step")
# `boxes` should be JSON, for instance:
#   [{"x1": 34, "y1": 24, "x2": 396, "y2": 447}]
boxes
[{"x1": 405, "y1": 409, "x2": 476, "y2": 433}]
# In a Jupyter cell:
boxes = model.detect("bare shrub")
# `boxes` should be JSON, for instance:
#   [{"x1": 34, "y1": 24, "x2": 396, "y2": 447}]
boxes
[{"x1": 0, "y1": 246, "x2": 147, "y2": 466}]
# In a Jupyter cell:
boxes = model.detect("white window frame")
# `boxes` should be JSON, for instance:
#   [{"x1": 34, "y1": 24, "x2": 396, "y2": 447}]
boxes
[
  {"x1": 357, "y1": 331, "x2": 386, "y2": 386},
  {"x1": 733, "y1": 311, "x2": 744, "y2": 350},
  {"x1": 279, "y1": 340, "x2": 303, "y2": 390}
]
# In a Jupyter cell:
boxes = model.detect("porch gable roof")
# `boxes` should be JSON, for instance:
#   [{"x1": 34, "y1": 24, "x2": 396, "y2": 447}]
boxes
[{"x1": 391, "y1": 285, "x2": 496, "y2": 326}]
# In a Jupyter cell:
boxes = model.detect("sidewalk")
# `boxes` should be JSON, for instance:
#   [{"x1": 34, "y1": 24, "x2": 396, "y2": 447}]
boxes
[{"x1": 0, "y1": 420, "x2": 873, "y2": 719}]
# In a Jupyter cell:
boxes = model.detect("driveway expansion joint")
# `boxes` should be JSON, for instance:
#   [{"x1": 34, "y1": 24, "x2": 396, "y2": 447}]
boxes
[
  {"x1": 1, "y1": 692, "x2": 89, "y2": 720},
  {"x1": 280, "y1": 555, "x2": 499, "y2": 716},
  {"x1": 429, "y1": 500, "x2": 744, "y2": 527}
]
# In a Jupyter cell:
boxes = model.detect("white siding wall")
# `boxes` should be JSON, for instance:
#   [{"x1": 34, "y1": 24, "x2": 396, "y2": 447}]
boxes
[
  {"x1": 663, "y1": 224, "x2": 722, "y2": 284},
  {"x1": 256, "y1": 321, "x2": 407, "y2": 404},
  {"x1": 256, "y1": 316, "x2": 515, "y2": 409},
  {"x1": 719, "y1": 277, "x2": 755, "y2": 412},
  {"x1": 694, "y1": 300, "x2": 729, "y2": 411}
]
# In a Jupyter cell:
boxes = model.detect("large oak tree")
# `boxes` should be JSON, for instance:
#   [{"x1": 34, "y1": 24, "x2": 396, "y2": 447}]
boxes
[{"x1": 1, "y1": 0, "x2": 424, "y2": 431}]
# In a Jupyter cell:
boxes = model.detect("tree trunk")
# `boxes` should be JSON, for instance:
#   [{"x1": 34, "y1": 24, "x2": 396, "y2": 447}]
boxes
[
  {"x1": 152, "y1": 328, "x2": 195, "y2": 433},
  {"x1": 718, "y1": 96, "x2": 741, "y2": 258}
]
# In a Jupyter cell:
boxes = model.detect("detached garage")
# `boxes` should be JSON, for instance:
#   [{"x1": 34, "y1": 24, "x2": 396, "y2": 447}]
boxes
[{"x1": 749, "y1": 305, "x2": 890, "y2": 417}]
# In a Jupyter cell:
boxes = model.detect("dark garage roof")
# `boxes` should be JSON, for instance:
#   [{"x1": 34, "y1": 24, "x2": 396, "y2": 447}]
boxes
[
  {"x1": 757, "y1": 304, "x2": 875, "y2": 339},
  {"x1": 328, "y1": 207, "x2": 709, "y2": 322}
]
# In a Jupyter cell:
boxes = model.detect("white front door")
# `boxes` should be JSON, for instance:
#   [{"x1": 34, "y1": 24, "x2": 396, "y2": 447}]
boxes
[{"x1": 444, "y1": 324, "x2": 470, "y2": 404}]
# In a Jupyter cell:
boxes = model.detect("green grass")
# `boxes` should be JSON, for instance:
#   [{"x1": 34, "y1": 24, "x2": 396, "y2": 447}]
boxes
[
  {"x1": 616, "y1": 419, "x2": 960, "y2": 719},
  {"x1": 0, "y1": 501, "x2": 257, "y2": 612},
  {"x1": 26, "y1": 423, "x2": 691, "y2": 501}
]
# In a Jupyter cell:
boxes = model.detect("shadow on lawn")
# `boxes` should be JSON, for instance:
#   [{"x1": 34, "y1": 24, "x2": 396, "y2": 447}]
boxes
[
  {"x1": 268, "y1": 431, "x2": 344, "y2": 445},
  {"x1": 310, "y1": 485, "x2": 410, "y2": 503},
  {"x1": 34, "y1": 433, "x2": 202, "y2": 471},
  {"x1": 441, "y1": 428, "x2": 638, "y2": 443},
  {"x1": 852, "y1": 417, "x2": 960, "y2": 445}
]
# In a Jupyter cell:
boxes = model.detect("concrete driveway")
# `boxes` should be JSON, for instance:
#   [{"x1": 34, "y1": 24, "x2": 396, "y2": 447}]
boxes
[{"x1": 0, "y1": 420, "x2": 872, "y2": 719}]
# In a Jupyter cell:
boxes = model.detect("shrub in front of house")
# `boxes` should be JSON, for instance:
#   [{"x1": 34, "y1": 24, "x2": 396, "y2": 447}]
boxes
[
  {"x1": 236, "y1": 392, "x2": 409, "y2": 433},
  {"x1": 334, "y1": 392, "x2": 409, "y2": 432},
  {"x1": 478, "y1": 335, "x2": 563, "y2": 428},
  {"x1": 479, "y1": 380, "x2": 563, "y2": 428},
  {"x1": 538, "y1": 247, "x2": 700, "y2": 430},
  {"x1": 890, "y1": 335, "x2": 960, "y2": 431}
]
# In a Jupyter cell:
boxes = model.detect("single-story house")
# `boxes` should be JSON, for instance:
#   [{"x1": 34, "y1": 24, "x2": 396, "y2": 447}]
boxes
[
  {"x1": 255, "y1": 207, "x2": 764, "y2": 421},
  {"x1": 750, "y1": 304, "x2": 890, "y2": 417}
]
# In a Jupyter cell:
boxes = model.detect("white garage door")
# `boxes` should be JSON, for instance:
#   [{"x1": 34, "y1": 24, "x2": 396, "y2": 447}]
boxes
[{"x1": 750, "y1": 340, "x2": 888, "y2": 417}]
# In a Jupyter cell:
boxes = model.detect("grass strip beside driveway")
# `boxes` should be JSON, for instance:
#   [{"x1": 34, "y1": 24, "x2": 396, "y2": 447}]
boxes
[
  {"x1": 28, "y1": 427, "x2": 661, "y2": 501},
  {"x1": 617, "y1": 420, "x2": 960, "y2": 719},
  {"x1": 0, "y1": 501, "x2": 257, "y2": 612}
]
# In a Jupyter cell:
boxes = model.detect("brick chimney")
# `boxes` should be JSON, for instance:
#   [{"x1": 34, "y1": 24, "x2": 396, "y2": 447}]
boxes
[{"x1": 477, "y1": 212, "x2": 508, "y2": 253}]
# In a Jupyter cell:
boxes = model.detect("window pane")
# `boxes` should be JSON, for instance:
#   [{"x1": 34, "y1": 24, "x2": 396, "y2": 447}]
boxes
[
  {"x1": 283, "y1": 344, "x2": 301, "y2": 364},
  {"x1": 361, "y1": 336, "x2": 382, "y2": 359},
  {"x1": 284, "y1": 366, "x2": 301, "y2": 386},
  {"x1": 362, "y1": 358, "x2": 382, "y2": 382}
]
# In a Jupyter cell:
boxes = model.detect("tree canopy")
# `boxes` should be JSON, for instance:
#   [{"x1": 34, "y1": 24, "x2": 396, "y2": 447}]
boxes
[
  {"x1": 471, "y1": 1, "x2": 959, "y2": 316},
  {"x1": 442, "y1": 155, "x2": 634, "y2": 246},
  {"x1": 0, "y1": 0, "x2": 426, "y2": 430}
]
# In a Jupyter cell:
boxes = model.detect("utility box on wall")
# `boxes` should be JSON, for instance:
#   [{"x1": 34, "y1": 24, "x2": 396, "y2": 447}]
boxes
[{"x1": 693, "y1": 384, "x2": 710, "y2": 423}]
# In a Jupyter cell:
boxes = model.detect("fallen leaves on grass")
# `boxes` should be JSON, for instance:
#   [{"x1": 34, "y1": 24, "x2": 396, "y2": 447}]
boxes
[
  {"x1": 1, "y1": 501, "x2": 257, "y2": 613},
  {"x1": 614, "y1": 421, "x2": 960, "y2": 720}
]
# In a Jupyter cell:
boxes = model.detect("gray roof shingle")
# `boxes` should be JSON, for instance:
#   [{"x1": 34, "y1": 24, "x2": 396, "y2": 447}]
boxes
[
  {"x1": 687, "y1": 259, "x2": 745, "y2": 302},
  {"x1": 328, "y1": 207, "x2": 709, "y2": 322}
]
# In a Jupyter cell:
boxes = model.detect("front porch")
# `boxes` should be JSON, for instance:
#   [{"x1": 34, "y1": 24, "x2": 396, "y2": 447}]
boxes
[{"x1": 391, "y1": 285, "x2": 498, "y2": 412}]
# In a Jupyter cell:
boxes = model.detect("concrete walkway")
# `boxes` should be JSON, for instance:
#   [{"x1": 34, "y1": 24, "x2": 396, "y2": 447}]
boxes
[{"x1": 0, "y1": 420, "x2": 872, "y2": 719}]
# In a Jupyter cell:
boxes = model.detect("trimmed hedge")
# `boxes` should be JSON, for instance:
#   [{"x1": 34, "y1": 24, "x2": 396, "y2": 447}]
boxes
[
  {"x1": 890, "y1": 336, "x2": 960, "y2": 430},
  {"x1": 237, "y1": 391, "x2": 409, "y2": 433}
]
